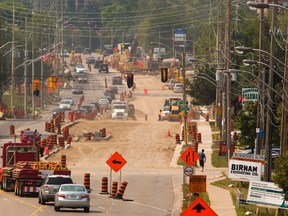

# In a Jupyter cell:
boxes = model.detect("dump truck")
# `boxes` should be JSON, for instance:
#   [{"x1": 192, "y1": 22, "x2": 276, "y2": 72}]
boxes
[{"x1": 0, "y1": 142, "x2": 71, "y2": 197}]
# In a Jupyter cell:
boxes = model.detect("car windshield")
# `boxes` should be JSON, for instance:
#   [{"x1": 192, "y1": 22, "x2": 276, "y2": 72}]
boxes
[
  {"x1": 60, "y1": 100, "x2": 70, "y2": 104},
  {"x1": 76, "y1": 64, "x2": 84, "y2": 68},
  {"x1": 46, "y1": 177, "x2": 73, "y2": 185},
  {"x1": 163, "y1": 107, "x2": 170, "y2": 112}
]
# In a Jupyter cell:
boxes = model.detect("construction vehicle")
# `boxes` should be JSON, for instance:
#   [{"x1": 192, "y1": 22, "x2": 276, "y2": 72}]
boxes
[
  {"x1": 0, "y1": 142, "x2": 71, "y2": 197},
  {"x1": 167, "y1": 98, "x2": 182, "y2": 122}
]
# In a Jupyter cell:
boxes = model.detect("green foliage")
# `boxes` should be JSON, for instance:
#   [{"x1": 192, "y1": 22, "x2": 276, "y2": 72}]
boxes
[
  {"x1": 273, "y1": 155, "x2": 288, "y2": 196},
  {"x1": 186, "y1": 65, "x2": 216, "y2": 106},
  {"x1": 235, "y1": 102, "x2": 257, "y2": 147}
]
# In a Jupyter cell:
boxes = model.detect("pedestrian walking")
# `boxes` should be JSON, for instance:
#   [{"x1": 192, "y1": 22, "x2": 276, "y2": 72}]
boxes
[
  {"x1": 199, "y1": 149, "x2": 206, "y2": 172},
  {"x1": 158, "y1": 109, "x2": 162, "y2": 121}
]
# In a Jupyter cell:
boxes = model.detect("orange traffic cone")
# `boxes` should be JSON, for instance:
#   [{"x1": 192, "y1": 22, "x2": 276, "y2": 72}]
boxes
[
  {"x1": 168, "y1": 130, "x2": 171, "y2": 137},
  {"x1": 44, "y1": 146, "x2": 49, "y2": 156}
]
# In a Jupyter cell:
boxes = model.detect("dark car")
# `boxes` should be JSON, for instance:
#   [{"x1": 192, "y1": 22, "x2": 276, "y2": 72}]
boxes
[
  {"x1": 83, "y1": 48, "x2": 91, "y2": 55},
  {"x1": 103, "y1": 49, "x2": 113, "y2": 57},
  {"x1": 94, "y1": 60, "x2": 103, "y2": 69},
  {"x1": 77, "y1": 74, "x2": 88, "y2": 83},
  {"x1": 99, "y1": 63, "x2": 109, "y2": 73},
  {"x1": 110, "y1": 86, "x2": 118, "y2": 94},
  {"x1": 86, "y1": 56, "x2": 95, "y2": 64},
  {"x1": 112, "y1": 75, "x2": 122, "y2": 85},
  {"x1": 74, "y1": 47, "x2": 81, "y2": 53},
  {"x1": 104, "y1": 89, "x2": 115, "y2": 99},
  {"x1": 52, "y1": 108, "x2": 65, "y2": 119},
  {"x1": 90, "y1": 102, "x2": 101, "y2": 112},
  {"x1": 72, "y1": 86, "x2": 83, "y2": 94}
]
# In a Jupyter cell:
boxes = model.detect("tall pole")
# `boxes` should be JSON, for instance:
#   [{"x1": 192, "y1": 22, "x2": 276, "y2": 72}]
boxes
[
  {"x1": 10, "y1": 0, "x2": 15, "y2": 115},
  {"x1": 89, "y1": 27, "x2": 92, "y2": 48},
  {"x1": 61, "y1": 2, "x2": 64, "y2": 76},
  {"x1": 40, "y1": 32, "x2": 44, "y2": 110},
  {"x1": 32, "y1": 11, "x2": 35, "y2": 118},
  {"x1": 264, "y1": 0, "x2": 277, "y2": 182},
  {"x1": 172, "y1": 28, "x2": 175, "y2": 58},
  {"x1": 182, "y1": 50, "x2": 187, "y2": 145},
  {"x1": 256, "y1": 0, "x2": 265, "y2": 155},
  {"x1": 225, "y1": 0, "x2": 231, "y2": 161},
  {"x1": 280, "y1": 22, "x2": 288, "y2": 156},
  {"x1": 24, "y1": 17, "x2": 28, "y2": 117}
]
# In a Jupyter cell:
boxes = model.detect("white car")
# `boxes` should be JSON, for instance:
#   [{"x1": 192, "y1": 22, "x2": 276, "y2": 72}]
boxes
[
  {"x1": 59, "y1": 99, "x2": 72, "y2": 110},
  {"x1": 161, "y1": 106, "x2": 170, "y2": 120},
  {"x1": 62, "y1": 96, "x2": 74, "y2": 105},
  {"x1": 98, "y1": 98, "x2": 110, "y2": 109},
  {"x1": 174, "y1": 84, "x2": 183, "y2": 93},
  {"x1": 75, "y1": 63, "x2": 85, "y2": 73}
]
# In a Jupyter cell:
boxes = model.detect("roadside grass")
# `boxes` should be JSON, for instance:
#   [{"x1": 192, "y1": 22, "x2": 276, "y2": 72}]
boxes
[
  {"x1": 182, "y1": 183, "x2": 210, "y2": 211},
  {"x1": 211, "y1": 178, "x2": 281, "y2": 216}
]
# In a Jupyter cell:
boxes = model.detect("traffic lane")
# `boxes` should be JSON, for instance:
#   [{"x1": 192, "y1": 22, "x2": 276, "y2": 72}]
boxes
[{"x1": 0, "y1": 190, "x2": 47, "y2": 216}]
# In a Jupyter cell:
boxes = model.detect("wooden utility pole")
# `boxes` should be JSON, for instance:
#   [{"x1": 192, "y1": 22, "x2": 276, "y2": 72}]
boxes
[{"x1": 11, "y1": 0, "x2": 15, "y2": 115}]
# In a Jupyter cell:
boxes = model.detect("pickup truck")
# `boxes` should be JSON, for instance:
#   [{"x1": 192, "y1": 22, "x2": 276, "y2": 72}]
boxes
[{"x1": 111, "y1": 104, "x2": 128, "y2": 120}]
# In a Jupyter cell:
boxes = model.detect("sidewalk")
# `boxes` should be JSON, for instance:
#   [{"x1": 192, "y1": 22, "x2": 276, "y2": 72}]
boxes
[{"x1": 194, "y1": 118, "x2": 237, "y2": 216}]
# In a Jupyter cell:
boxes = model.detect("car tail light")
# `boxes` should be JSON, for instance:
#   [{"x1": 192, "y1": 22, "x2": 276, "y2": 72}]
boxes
[
  {"x1": 27, "y1": 182, "x2": 33, "y2": 185},
  {"x1": 44, "y1": 186, "x2": 49, "y2": 192},
  {"x1": 81, "y1": 194, "x2": 89, "y2": 199},
  {"x1": 58, "y1": 194, "x2": 66, "y2": 198}
]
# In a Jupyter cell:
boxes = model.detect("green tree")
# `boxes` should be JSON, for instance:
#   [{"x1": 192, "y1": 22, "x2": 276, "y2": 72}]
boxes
[{"x1": 273, "y1": 155, "x2": 288, "y2": 196}]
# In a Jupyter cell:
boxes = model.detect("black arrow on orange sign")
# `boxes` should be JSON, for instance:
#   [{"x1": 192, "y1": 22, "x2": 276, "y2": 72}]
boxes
[
  {"x1": 192, "y1": 203, "x2": 206, "y2": 213},
  {"x1": 112, "y1": 159, "x2": 122, "y2": 164}
]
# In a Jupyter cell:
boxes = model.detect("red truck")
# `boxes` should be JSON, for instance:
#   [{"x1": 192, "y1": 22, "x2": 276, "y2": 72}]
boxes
[{"x1": 0, "y1": 142, "x2": 70, "y2": 197}]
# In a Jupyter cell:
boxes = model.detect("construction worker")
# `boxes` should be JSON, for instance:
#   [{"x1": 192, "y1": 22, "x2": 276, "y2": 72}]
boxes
[{"x1": 158, "y1": 109, "x2": 162, "y2": 121}]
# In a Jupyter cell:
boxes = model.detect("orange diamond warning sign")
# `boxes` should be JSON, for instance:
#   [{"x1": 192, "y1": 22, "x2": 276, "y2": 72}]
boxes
[
  {"x1": 181, "y1": 196, "x2": 218, "y2": 216},
  {"x1": 180, "y1": 147, "x2": 199, "y2": 166},
  {"x1": 106, "y1": 151, "x2": 127, "y2": 172}
]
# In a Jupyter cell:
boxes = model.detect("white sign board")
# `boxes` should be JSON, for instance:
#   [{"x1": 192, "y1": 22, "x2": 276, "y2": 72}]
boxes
[
  {"x1": 247, "y1": 181, "x2": 288, "y2": 209},
  {"x1": 228, "y1": 159, "x2": 262, "y2": 181},
  {"x1": 242, "y1": 88, "x2": 258, "y2": 107}
]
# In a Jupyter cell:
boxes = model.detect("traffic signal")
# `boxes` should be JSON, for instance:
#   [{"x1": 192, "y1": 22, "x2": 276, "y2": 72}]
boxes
[
  {"x1": 174, "y1": 69, "x2": 179, "y2": 80},
  {"x1": 48, "y1": 76, "x2": 57, "y2": 88},
  {"x1": 33, "y1": 79, "x2": 40, "y2": 96},
  {"x1": 127, "y1": 73, "x2": 134, "y2": 88},
  {"x1": 161, "y1": 68, "x2": 168, "y2": 82}
]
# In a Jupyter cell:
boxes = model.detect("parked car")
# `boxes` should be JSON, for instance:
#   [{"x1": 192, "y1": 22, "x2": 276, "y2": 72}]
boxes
[
  {"x1": 173, "y1": 84, "x2": 183, "y2": 93},
  {"x1": 112, "y1": 75, "x2": 122, "y2": 85},
  {"x1": 62, "y1": 96, "x2": 74, "y2": 105},
  {"x1": 99, "y1": 63, "x2": 109, "y2": 73},
  {"x1": 72, "y1": 86, "x2": 83, "y2": 94},
  {"x1": 59, "y1": 99, "x2": 72, "y2": 110},
  {"x1": 83, "y1": 48, "x2": 91, "y2": 55},
  {"x1": 54, "y1": 184, "x2": 90, "y2": 212},
  {"x1": 77, "y1": 74, "x2": 88, "y2": 83},
  {"x1": 74, "y1": 109, "x2": 89, "y2": 116},
  {"x1": 38, "y1": 175, "x2": 73, "y2": 205},
  {"x1": 86, "y1": 56, "x2": 95, "y2": 64},
  {"x1": 52, "y1": 108, "x2": 65, "y2": 119},
  {"x1": 94, "y1": 59, "x2": 103, "y2": 69},
  {"x1": 75, "y1": 63, "x2": 85, "y2": 73}
]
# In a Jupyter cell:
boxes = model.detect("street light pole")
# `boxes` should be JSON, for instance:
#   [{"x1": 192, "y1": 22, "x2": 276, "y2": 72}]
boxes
[
  {"x1": 182, "y1": 50, "x2": 188, "y2": 145},
  {"x1": 11, "y1": 0, "x2": 15, "y2": 116}
]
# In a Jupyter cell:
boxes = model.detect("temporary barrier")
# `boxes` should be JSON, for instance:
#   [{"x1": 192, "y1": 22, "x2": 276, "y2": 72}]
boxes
[
  {"x1": 114, "y1": 181, "x2": 128, "y2": 199},
  {"x1": 145, "y1": 115, "x2": 147, "y2": 121},
  {"x1": 67, "y1": 135, "x2": 72, "y2": 144},
  {"x1": 57, "y1": 124, "x2": 61, "y2": 135},
  {"x1": 167, "y1": 129, "x2": 171, "y2": 137},
  {"x1": 44, "y1": 146, "x2": 49, "y2": 156},
  {"x1": 110, "y1": 182, "x2": 118, "y2": 198},
  {"x1": 181, "y1": 128, "x2": 184, "y2": 141},
  {"x1": 192, "y1": 130, "x2": 196, "y2": 141},
  {"x1": 197, "y1": 133, "x2": 202, "y2": 143},
  {"x1": 58, "y1": 136, "x2": 65, "y2": 148},
  {"x1": 100, "y1": 177, "x2": 109, "y2": 194},
  {"x1": 143, "y1": 89, "x2": 148, "y2": 95},
  {"x1": 84, "y1": 173, "x2": 90, "y2": 190},
  {"x1": 87, "y1": 132, "x2": 92, "y2": 141},
  {"x1": 45, "y1": 122, "x2": 49, "y2": 132},
  {"x1": 50, "y1": 121, "x2": 55, "y2": 133},
  {"x1": 10, "y1": 125, "x2": 15, "y2": 135},
  {"x1": 52, "y1": 134, "x2": 57, "y2": 145},
  {"x1": 101, "y1": 128, "x2": 106, "y2": 138},
  {"x1": 175, "y1": 134, "x2": 180, "y2": 144},
  {"x1": 194, "y1": 142, "x2": 199, "y2": 153},
  {"x1": 61, "y1": 155, "x2": 66, "y2": 169}
]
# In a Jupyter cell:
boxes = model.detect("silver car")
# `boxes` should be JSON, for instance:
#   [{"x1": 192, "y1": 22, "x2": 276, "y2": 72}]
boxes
[
  {"x1": 38, "y1": 175, "x2": 73, "y2": 205},
  {"x1": 54, "y1": 184, "x2": 90, "y2": 212}
]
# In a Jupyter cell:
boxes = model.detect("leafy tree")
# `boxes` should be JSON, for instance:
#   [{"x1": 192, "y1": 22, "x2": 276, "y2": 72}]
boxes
[
  {"x1": 273, "y1": 155, "x2": 288, "y2": 196},
  {"x1": 234, "y1": 101, "x2": 257, "y2": 148}
]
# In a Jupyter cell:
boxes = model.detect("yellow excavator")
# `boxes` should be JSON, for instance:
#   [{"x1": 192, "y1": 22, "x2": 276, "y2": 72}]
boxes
[{"x1": 167, "y1": 98, "x2": 182, "y2": 122}]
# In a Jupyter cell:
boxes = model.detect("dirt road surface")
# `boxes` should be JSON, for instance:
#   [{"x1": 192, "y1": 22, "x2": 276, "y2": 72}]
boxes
[{"x1": 47, "y1": 73, "x2": 184, "y2": 215}]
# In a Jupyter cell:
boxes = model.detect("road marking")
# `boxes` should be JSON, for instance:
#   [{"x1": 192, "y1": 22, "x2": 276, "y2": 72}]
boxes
[
  {"x1": 131, "y1": 201, "x2": 171, "y2": 213},
  {"x1": 31, "y1": 205, "x2": 47, "y2": 216},
  {"x1": 0, "y1": 190, "x2": 39, "y2": 209}
]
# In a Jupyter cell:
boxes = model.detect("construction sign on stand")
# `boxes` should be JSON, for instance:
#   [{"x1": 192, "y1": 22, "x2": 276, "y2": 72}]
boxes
[
  {"x1": 106, "y1": 151, "x2": 127, "y2": 172},
  {"x1": 180, "y1": 147, "x2": 199, "y2": 166},
  {"x1": 181, "y1": 196, "x2": 218, "y2": 216}
]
